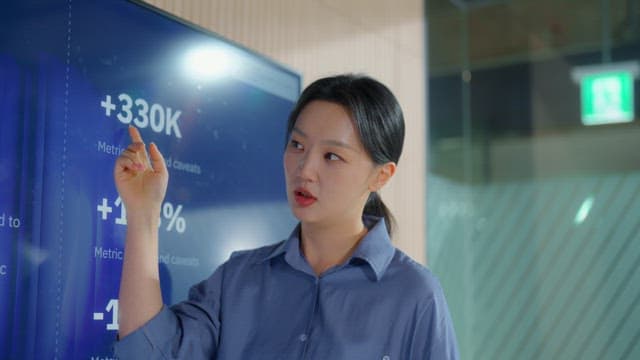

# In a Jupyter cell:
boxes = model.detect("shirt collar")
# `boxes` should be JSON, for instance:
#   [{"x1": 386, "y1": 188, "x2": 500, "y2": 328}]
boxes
[
  {"x1": 260, "y1": 215, "x2": 395, "y2": 281},
  {"x1": 350, "y1": 215, "x2": 395, "y2": 281}
]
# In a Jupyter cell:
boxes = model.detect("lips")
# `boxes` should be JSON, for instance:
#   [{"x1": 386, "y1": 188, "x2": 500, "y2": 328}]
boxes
[{"x1": 294, "y1": 187, "x2": 317, "y2": 207}]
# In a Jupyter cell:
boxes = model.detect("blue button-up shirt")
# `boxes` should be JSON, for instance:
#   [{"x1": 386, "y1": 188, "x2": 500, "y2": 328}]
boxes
[{"x1": 114, "y1": 216, "x2": 459, "y2": 359}]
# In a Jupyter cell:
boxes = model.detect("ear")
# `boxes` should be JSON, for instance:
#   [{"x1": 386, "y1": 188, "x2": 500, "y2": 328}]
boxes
[{"x1": 369, "y1": 162, "x2": 397, "y2": 192}]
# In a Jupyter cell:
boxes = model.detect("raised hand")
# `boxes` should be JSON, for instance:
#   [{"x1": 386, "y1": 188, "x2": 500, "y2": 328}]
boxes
[{"x1": 113, "y1": 125, "x2": 169, "y2": 217}]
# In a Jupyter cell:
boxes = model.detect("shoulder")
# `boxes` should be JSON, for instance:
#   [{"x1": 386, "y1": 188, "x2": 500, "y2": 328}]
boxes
[
  {"x1": 384, "y1": 252, "x2": 460, "y2": 358},
  {"x1": 383, "y1": 249, "x2": 447, "y2": 304},
  {"x1": 384, "y1": 249, "x2": 457, "y2": 335}
]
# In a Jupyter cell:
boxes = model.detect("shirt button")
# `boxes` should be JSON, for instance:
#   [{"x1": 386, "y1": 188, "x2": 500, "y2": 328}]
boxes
[{"x1": 299, "y1": 333, "x2": 308, "y2": 342}]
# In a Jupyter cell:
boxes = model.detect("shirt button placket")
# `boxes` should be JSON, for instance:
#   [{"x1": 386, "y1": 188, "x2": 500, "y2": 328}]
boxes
[{"x1": 300, "y1": 277, "x2": 320, "y2": 359}]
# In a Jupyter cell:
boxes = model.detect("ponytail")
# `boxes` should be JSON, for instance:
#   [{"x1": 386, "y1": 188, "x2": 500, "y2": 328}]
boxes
[{"x1": 364, "y1": 192, "x2": 395, "y2": 237}]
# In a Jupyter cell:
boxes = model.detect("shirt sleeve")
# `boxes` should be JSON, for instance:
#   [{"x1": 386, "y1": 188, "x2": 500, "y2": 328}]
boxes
[
  {"x1": 412, "y1": 285, "x2": 460, "y2": 360},
  {"x1": 113, "y1": 265, "x2": 224, "y2": 359}
]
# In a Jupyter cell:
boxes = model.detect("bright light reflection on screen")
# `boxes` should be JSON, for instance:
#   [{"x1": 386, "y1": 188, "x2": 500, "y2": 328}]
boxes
[{"x1": 183, "y1": 45, "x2": 234, "y2": 80}]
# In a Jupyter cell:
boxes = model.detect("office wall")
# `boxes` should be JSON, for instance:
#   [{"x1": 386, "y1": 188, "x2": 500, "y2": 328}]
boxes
[{"x1": 144, "y1": 0, "x2": 428, "y2": 263}]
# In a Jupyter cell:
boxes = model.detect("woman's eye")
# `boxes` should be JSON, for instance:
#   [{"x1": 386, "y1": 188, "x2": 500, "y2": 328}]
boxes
[
  {"x1": 290, "y1": 140, "x2": 303, "y2": 150},
  {"x1": 325, "y1": 153, "x2": 341, "y2": 161}
]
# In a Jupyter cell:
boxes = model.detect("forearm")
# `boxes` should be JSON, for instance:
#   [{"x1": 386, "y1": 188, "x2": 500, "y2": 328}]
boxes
[{"x1": 118, "y1": 210, "x2": 163, "y2": 338}]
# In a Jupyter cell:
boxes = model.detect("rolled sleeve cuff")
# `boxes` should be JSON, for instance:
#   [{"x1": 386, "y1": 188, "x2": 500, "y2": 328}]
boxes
[{"x1": 113, "y1": 305, "x2": 177, "y2": 359}]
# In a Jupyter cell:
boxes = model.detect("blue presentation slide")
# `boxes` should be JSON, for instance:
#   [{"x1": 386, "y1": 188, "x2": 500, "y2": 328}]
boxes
[{"x1": 0, "y1": 0, "x2": 299, "y2": 358}]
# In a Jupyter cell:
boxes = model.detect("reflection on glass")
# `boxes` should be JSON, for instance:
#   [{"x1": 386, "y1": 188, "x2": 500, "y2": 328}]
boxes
[
  {"x1": 574, "y1": 196, "x2": 594, "y2": 225},
  {"x1": 426, "y1": 0, "x2": 640, "y2": 359},
  {"x1": 183, "y1": 45, "x2": 234, "y2": 80}
]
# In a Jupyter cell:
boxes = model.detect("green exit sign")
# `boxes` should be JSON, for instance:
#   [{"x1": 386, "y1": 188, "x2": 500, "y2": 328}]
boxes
[{"x1": 572, "y1": 61, "x2": 639, "y2": 126}]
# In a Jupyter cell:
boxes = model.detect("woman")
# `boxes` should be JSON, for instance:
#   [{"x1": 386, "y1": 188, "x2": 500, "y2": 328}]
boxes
[{"x1": 113, "y1": 74, "x2": 459, "y2": 359}]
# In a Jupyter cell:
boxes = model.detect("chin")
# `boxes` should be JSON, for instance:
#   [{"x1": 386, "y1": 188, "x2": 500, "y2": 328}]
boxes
[
  {"x1": 290, "y1": 207, "x2": 311, "y2": 222},
  {"x1": 289, "y1": 206, "x2": 320, "y2": 224}
]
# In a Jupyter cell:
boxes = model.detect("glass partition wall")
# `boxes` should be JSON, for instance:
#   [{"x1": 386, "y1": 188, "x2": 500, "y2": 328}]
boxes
[{"x1": 426, "y1": 0, "x2": 640, "y2": 359}]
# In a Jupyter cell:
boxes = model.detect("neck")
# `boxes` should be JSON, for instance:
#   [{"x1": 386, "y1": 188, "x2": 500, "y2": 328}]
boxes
[{"x1": 300, "y1": 218, "x2": 368, "y2": 276}]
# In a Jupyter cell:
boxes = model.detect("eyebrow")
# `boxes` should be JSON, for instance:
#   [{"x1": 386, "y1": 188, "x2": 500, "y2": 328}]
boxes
[{"x1": 291, "y1": 127, "x2": 358, "y2": 152}]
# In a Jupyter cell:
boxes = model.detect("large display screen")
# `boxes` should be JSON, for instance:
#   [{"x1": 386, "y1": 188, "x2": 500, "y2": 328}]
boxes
[{"x1": 0, "y1": 1, "x2": 300, "y2": 358}]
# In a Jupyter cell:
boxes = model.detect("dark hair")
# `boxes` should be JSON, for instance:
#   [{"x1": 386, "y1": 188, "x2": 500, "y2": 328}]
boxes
[{"x1": 285, "y1": 74, "x2": 405, "y2": 236}]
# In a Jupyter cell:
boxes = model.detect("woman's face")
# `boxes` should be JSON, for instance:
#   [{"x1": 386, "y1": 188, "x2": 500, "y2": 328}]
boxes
[{"x1": 284, "y1": 100, "x2": 383, "y2": 227}]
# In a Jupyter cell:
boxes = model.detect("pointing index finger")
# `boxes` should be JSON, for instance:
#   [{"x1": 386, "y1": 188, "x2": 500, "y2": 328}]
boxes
[
  {"x1": 128, "y1": 125, "x2": 144, "y2": 143},
  {"x1": 149, "y1": 142, "x2": 167, "y2": 173}
]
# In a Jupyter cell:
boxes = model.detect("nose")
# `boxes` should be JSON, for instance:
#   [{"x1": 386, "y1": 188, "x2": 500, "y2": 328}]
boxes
[{"x1": 297, "y1": 152, "x2": 318, "y2": 182}]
